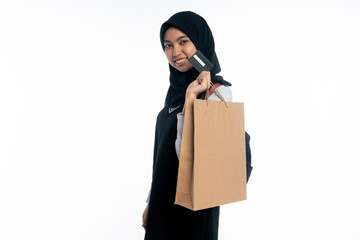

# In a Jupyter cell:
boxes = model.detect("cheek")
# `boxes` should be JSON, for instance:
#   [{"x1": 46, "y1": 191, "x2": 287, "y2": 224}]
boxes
[{"x1": 186, "y1": 45, "x2": 197, "y2": 56}]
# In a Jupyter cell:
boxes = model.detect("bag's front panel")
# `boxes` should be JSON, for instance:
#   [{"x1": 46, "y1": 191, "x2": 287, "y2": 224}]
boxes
[{"x1": 193, "y1": 100, "x2": 247, "y2": 210}]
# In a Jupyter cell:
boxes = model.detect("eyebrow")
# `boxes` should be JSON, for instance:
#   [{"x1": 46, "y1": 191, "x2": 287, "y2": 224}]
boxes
[{"x1": 163, "y1": 35, "x2": 188, "y2": 43}]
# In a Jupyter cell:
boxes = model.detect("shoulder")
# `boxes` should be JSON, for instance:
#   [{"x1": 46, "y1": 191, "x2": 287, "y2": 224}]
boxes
[{"x1": 209, "y1": 85, "x2": 232, "y2": 102}]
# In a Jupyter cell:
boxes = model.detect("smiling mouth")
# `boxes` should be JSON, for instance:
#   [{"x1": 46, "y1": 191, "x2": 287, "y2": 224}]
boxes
[{"x1": 174, "y1": 58, "x2": 187, "y2": 66}]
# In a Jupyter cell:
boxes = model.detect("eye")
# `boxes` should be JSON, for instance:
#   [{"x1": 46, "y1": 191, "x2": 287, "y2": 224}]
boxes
[
  {"x1": 180, "y1": 40, "x2": 189, "y2": 45},
  {"x1": 164, "y1": 43, "x2": 172, "y2": 49}
]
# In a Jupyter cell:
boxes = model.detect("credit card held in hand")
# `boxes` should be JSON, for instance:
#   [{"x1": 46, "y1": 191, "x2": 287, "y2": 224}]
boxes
[{"x1": 188, "y1": 50, "x2": 214, "y2": 72}]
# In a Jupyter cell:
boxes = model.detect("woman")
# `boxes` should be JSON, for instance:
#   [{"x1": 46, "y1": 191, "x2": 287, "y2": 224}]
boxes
[{"x1": 143, "y1": 11, "x2": 251, "y2": 240}]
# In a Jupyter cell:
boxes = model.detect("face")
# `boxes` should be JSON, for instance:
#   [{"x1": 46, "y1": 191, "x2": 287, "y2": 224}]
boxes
[{"x1": 163, "y1": 27, "x2": 197, "y2": 72}]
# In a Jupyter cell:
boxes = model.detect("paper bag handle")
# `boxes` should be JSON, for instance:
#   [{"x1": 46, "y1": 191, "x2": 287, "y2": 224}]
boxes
[{"x1": 206, "y1": 81, "x2": 228, "y2": 108}]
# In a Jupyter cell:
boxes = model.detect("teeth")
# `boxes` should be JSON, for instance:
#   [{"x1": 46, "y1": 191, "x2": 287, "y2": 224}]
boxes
[{"x1": 175, "y1": 58, "x2": 186, "y2": 64}]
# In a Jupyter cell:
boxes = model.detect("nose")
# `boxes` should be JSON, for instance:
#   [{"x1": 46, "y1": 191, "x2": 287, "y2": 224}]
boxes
[{"x1": 172, "y1": 44, "x2": 181, "y2": 57}]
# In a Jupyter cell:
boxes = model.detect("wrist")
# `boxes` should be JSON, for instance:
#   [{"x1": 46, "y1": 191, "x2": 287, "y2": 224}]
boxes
[
  {"x1": 186, "y1": 92, "x2": 197, "y2": 100},
  {"x1": 182, "y1": 93, "x2": 197, "y2": 115}
]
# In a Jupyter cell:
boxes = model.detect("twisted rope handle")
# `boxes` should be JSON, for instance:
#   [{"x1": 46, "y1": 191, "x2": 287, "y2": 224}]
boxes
[{"x1": 206, "y1": 81, "x2": 228, "y2": 108}]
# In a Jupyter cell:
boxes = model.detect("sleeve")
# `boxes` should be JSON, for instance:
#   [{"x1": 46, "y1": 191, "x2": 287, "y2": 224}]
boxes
[
  {"x1": 245, "y1": 131, "x2": 253, "y2": 182},
  {"x1": 175, "y1": 113, "x2": 184, "y2": 159},
  {"x1": 174, "y1": 86, "x2": 233, "y2": 160},
  {"x1": 146, "y1": 190, "x2": 151, "y2": 203}
]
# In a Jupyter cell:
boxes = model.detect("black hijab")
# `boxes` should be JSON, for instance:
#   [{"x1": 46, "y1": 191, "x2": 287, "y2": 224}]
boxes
[{"x1": 160, "y1": 11, "x2": 231, "y2": 107}]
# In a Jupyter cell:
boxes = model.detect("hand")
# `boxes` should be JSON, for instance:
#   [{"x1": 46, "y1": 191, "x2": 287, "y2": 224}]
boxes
[
  {"x1": 181, "y1": 71, "x2": 211, "y2": 115},
  {"x1": 142, "y1": 204, "x2": 149, "y2": 230},
  {"x1": 185, "y1": 71, "x2": 211, "y2": 100}
]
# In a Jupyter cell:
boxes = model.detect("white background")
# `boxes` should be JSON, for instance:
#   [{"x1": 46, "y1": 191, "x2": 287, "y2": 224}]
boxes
[{"x1": 1, "y1": 0, "x2": 360, "y2": 239}]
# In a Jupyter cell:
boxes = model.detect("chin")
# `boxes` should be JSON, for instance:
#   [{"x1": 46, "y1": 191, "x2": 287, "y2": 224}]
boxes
[{"x1": 174, "y1": 65, "x2": 193, "y2": 73}]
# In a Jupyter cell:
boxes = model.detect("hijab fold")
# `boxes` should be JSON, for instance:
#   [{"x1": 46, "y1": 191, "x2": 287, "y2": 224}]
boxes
[{"x1": 160, "y1": 11, "x2": 231, "y2": 107}]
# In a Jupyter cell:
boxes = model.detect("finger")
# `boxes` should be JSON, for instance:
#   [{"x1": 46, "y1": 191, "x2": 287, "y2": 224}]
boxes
[{"x1": 196, "y1": 72, "x2": 206, "y2": 80}]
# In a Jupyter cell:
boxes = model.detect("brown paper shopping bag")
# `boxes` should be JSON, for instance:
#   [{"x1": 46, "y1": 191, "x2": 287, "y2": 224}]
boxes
[{"x1": 175, "y1": 87, "x2": 247, "y2": 211}]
